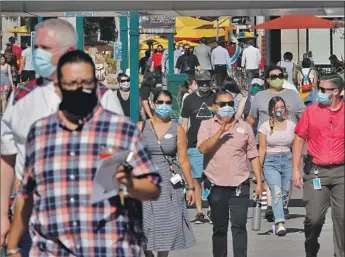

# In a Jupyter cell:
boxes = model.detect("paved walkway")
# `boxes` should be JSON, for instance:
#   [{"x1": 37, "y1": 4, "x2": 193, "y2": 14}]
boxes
[{"x1": 167, "y1": 186, "x2": 335, "y2": 257}]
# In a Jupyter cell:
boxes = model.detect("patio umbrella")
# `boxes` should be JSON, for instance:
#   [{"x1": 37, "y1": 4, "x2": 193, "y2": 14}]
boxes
[
  {"x1": 236, "y1": 31, "x2": 256, "y2": 39},
  {"x1": 175, "y1": 17, "x2": 212, "y2": 29},
  {"x1": 250, "y1": 15, "x2": 338, "y2": 30}
]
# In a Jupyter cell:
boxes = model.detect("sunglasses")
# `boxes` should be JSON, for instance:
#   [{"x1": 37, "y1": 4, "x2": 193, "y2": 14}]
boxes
[
  {"x1": 318, "y1": 86, "x2": 337, "y2": 94},
  {"x1": 269, "y1": 73, "x2": 284, "y2": 80},
  {"x1": 196, "y1": 81, "x2": 210, "y2": 87},
  {"x1": 216, "y1": 101, "x2": 234, "y2": 108},
  {"x1": 120, "y1": 79, "x2": 130, "y2": 83},
  {"x1": 156, "y1": 100, "x2": 172, "y2": 105}
]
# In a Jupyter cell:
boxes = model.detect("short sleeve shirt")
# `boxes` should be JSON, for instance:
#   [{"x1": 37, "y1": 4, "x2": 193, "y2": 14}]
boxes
[
  {"x1": 258, "y1": 120, "x2": 296, "y2": 153},
  {"x1": 249, "y1": 89, "x2": 305, "y2": 130},
  {"x1": 21, "y1": 47, "x2": 34, "y2": 71}
]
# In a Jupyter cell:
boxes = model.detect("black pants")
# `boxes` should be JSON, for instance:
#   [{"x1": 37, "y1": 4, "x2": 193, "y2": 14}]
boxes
[
  {"x1": 214, "y1": 65, "x2": 228, "y2": 88},
  {"x1": 208, "y1": 183, "x2": 250, "y2": 257}
]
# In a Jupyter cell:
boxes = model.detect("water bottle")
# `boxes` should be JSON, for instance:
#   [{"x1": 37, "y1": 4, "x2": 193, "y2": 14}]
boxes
[
  {"x1": 1, "y1": 245, "x2": 6, "y2": 257},
  {"x1": 251, "y1": 200, "x2": 262, "y2": 231}
]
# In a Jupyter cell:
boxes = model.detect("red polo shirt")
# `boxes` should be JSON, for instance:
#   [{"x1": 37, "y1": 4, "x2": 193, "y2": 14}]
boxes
[{"x1": 295, "y1": 102, "x2": 345, "y2": 166}]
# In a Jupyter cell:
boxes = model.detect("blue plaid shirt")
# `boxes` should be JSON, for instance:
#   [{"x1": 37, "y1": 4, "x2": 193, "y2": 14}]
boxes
[{"x1": 20, "y1": 106, "x2": 161, "y2": 257}]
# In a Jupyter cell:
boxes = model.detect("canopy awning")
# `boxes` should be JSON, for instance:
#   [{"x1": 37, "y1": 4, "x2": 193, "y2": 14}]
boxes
[
  {"x1": 250, "y1": 15, "x2": 337, "y2": 30},
  {"x1": 174, "y1": 27, "x2": 225, "y2": 41},
  {"x1": 7, "y1": 25, "x2": 29, "y2": 34}
]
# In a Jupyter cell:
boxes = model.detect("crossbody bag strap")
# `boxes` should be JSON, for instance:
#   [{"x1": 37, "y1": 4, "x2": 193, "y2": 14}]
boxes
[{"x1": 149, "y1": 120, "x2": 174, "y2": 167}]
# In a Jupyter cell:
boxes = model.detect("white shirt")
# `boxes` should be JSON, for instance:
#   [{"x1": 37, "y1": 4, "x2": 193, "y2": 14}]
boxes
[
  {"x1": 241, "y1": 46, "x2": 261, "y2": 70},
  {"x1": 283, "y1": 80, "x2": 300, "y2": 96},
  {"x1": 1, "y1": 80, "x2": 124, "y2": 180},
  {"x1": 21, "y1": 47, "x2": 34, "y2": 71},
  {"x1": 211, "y1": 46, "x2": 230, "y2": 66}
]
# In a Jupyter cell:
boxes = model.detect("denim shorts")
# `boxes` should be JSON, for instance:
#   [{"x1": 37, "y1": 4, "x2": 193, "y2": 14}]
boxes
[{"x1": 187, "y1": 148, "x2": 204, "y2": 179}]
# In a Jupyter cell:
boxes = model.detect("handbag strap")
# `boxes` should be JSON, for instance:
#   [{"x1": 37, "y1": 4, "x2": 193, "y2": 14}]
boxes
[{"x1": 148, "y1": 120, "x2": 174, "y2": 167}]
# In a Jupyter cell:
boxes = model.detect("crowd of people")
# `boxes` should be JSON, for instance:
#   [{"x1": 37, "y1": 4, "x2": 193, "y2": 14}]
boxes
[{"x1": 0, "y1": 18, "x2": 344, "y2": 257}]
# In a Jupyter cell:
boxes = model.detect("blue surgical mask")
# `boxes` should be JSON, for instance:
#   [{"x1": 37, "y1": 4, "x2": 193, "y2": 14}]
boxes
[
  {"x1": 217, "y1": 106, "x2": 235, "y2": 118},
  {"x1": 155, "y1": 104, "x2": 172, "y2": 119},
  {"x1": 316, "y1": 92, "x2": 332, "y2": 106},
  {"x1": 33, "y1": 48, "x2": 57, "y2": 77}
]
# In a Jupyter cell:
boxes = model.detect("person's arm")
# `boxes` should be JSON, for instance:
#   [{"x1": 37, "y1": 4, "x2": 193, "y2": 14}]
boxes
[
  {"x1": 177, "y1": 125, "x2": 195, "y2": 205},
  {"x1": 297, "y1": 70, "x2": 302, "y2": 85},
  {"x1": 142, "y1": 100, "x2": 153, "y2": 119},
  {"x1": 114, "y1": 122, "x2": 161, "y2": 200},
  {"x1": 258, "y1": 132, "x2": 267, "y2": 167},
  {"x1": 150, "y1": 56, "x2": 155, "y2": 72},
  {"x1": 277, "y1": 61, "x2": 281, "y2": 66},
  {"x1": 235, "y1": 96, "x2": 247, "y2": 120},
  {"x1": 293, "y1": 63, "x2": 297, "y2": 81},
  {"x1": 6, "y1": 193, "x2": 33, "y2": 252},
  {"x1": 138, "y1": 98, "x2": 146, "y2": 121},
  {"x1": 246, "y1": 123, "x2": 262, "y2": 198},
  {"x1": 312, "y1": 70, "x2": 318, "y2": 88},
  {"x1": 181, "y1": 118, "x2": 189, "y2": 133},
  {"x1": 194, "y1": 55, "x2": 201, "y2": 71},
  {"x1": 295, "y1": 94, "x2": 306, "y2": 119},
  {"x1": 19, "y1": 55, "x2": 25, "y2": 74},
  {"x1": 140, "y1": 87, "x2": 154, "y2": 119},
  {"x1": 257, "y1": 50, "x2": 262, "y2": 67},
  {"x1": 292, "y1": 108, "x2": 310, "y2": 188},
  {"x1": 175, "y1": 56, "x2": 181, "y2": 74},
  {"x1": 246, "y1": 94, "x2": 258, "y2": 126}
]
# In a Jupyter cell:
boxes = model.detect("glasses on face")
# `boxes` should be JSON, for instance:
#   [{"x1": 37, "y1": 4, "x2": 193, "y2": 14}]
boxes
[
  {"x1": 120, "y1": 79, "x2": 130, "y2": 83},
  {"x1": 156, "y1": 100, "x2": 172, "y2": 105},
  {"x1": 196, "y1": 81, "x2": 210, "y2": 87},
  {"x1": 184, "y1": 48, "x2": 190, "y2": 51},
  {"x1": 318, "y1": 86, "x2": 337, "y2": 94},
  {"x1": 216, "y1": 101, "x2": 234, "y2": 108},
  {"x1": 61, "y1": 78, "x2": 95, "y2": 89},
  {"x1": 269, "y1": 73, "x2": 284, "y2": 80}
]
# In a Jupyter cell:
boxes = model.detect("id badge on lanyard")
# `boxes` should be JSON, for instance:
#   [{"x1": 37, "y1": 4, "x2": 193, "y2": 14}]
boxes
[{"x1": 312, "y1": 167, "x2": 322, "y2": 190}]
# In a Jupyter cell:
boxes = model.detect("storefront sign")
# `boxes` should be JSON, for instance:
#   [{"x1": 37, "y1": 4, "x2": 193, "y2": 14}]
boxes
[{"x1": 139, "y1": 16, "x2": 175, "y2": 34}]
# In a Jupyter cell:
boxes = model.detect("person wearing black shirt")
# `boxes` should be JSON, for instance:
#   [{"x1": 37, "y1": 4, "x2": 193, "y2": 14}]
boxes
[
  {"x1": 116, "y1": 72, "x2": 145, "y2": 120},
  {"x1": 181, "y1": 70, "x2": 216, "y2": 224},
  {"x1": 140, "y1": 71, "x2": 162, "y2": 119},
  {"x1": 139, "y1": 50, "x2": 151, "y2": 75},
  {"x1": 175, "y1": 44, "x2": 201, "y2": 76}
]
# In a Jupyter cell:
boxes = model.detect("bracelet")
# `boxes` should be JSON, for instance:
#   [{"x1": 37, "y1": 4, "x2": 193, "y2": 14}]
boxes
[
  {"x1": 186, "y1": 187, "x2": 195, "y2": 191},
  {"x1": 6, "y1": 248, "x2": 21, "y2": 256}
]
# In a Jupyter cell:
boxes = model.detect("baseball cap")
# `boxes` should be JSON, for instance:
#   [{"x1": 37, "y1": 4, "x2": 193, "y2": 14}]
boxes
[
  {"x1": 250, "y1": 78, "x2": 264, "y2": 87},
  {"x1": 194, "y1": 70, "x2": 212, "y2": 81}
]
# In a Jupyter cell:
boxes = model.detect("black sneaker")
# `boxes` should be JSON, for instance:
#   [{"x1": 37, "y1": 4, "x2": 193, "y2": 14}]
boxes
[
  {"x1": 192, "y1": 213, "x2": 206, "y2": 224},
  {"x1": 284, "y1": 208, "x2": 290, "y2": 220},
  {"x1": 206, "y1": 209, "x2": 213, "y2": 224},
  {"x1": 265, "y1": 206, "x2": 274, "y2": 222}
]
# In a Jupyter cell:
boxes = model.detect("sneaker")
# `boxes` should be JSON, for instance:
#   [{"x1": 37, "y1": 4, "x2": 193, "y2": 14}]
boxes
[
  {"x1": 206, "y1": 209, "x2": 213, "y2": 224},
  {"x1": 284, "y1": 208, "x2": 290, "y2": 220},
  {"x1": 273, "y1": 223, "x2": 287, "y2": 236},
  {"x1": 192, "y1": 213, "x2": 206, "y2": 224},
  {"x1": 265, "y1": 206, "x2": 274, "y2": 222}
]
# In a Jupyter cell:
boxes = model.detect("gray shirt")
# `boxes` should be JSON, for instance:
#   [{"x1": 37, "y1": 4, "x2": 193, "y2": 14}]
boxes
[
  {"x1": 249, "y1": 88, "x2": 305, "y2": 130},
  {"x1": 193, "y1": 43, "x2": 212, "y2": 71}
]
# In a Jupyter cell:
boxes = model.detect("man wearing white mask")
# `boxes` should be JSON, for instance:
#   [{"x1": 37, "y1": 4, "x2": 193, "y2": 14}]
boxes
[
  {"x1": 0, "y1": 19, "x2": 123, "y2": 257},
  {"x1": 116, "y1": 72, "x2": 145, "y2": 119}
]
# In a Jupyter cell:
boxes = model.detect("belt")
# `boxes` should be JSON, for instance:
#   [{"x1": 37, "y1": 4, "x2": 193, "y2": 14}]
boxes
[
  {"x1": 214, "y1": 64, "x2": 226, "y2": 66},
  {"x1": 313, "y1": 163, "x2": 344, "y2": 169}
]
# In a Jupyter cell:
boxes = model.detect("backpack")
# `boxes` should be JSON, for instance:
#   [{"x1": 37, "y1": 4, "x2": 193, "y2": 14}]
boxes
[{"x1": 299, "y1": 69, "x2": 313, "y2": 93}]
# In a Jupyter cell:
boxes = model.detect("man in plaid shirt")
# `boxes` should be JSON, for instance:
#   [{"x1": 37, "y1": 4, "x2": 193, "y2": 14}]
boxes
[{"x1": 6, "y1": 50, "x2": 161, "y2": 257}]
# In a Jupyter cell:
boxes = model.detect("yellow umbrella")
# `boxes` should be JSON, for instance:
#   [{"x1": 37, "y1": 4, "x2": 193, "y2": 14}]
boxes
[
  {"x1": 175, "y1": 27, "x2": 225, "y2": 41},
  {"x1": 175, "y1": 17, "x2": 212, "y2": 28},
  {"x1": 7, "y1": 25, "x2": 29, "y2": 34}
]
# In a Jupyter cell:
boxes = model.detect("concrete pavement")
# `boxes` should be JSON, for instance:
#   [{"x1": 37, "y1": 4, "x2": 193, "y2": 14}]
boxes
[{"x1": 168, "y1": 186, "x2": 335, "y2": 257}]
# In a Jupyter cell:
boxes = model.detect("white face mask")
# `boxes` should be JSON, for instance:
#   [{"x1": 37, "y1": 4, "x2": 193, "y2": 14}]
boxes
[{"x1": 119, "y1": 81, "x2": 130, "y2": 91}]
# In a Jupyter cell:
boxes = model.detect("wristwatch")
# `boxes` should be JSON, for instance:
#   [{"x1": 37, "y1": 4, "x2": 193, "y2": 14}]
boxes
[
  {"x1": 186, "y1": 187, "x2": 195, "y2": 191},
  {"x1": 6, "y1": 248, "x2": 21, "y2": 256}
]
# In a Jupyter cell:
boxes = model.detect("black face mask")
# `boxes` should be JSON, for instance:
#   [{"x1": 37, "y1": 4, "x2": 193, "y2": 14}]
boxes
[{"x1": 59, "y1": 87, "x2": 98, "y2": 118}]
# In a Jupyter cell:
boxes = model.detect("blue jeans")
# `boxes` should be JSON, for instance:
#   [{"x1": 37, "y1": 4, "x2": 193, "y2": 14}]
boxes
[{"x1": 263, "y1": 152, "x2": 292, "y2": 224}]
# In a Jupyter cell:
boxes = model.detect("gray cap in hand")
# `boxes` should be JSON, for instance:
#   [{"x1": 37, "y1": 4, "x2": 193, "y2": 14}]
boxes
[{"x1": 194, "y1": 70, "x2": 212, "y2": 81}]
